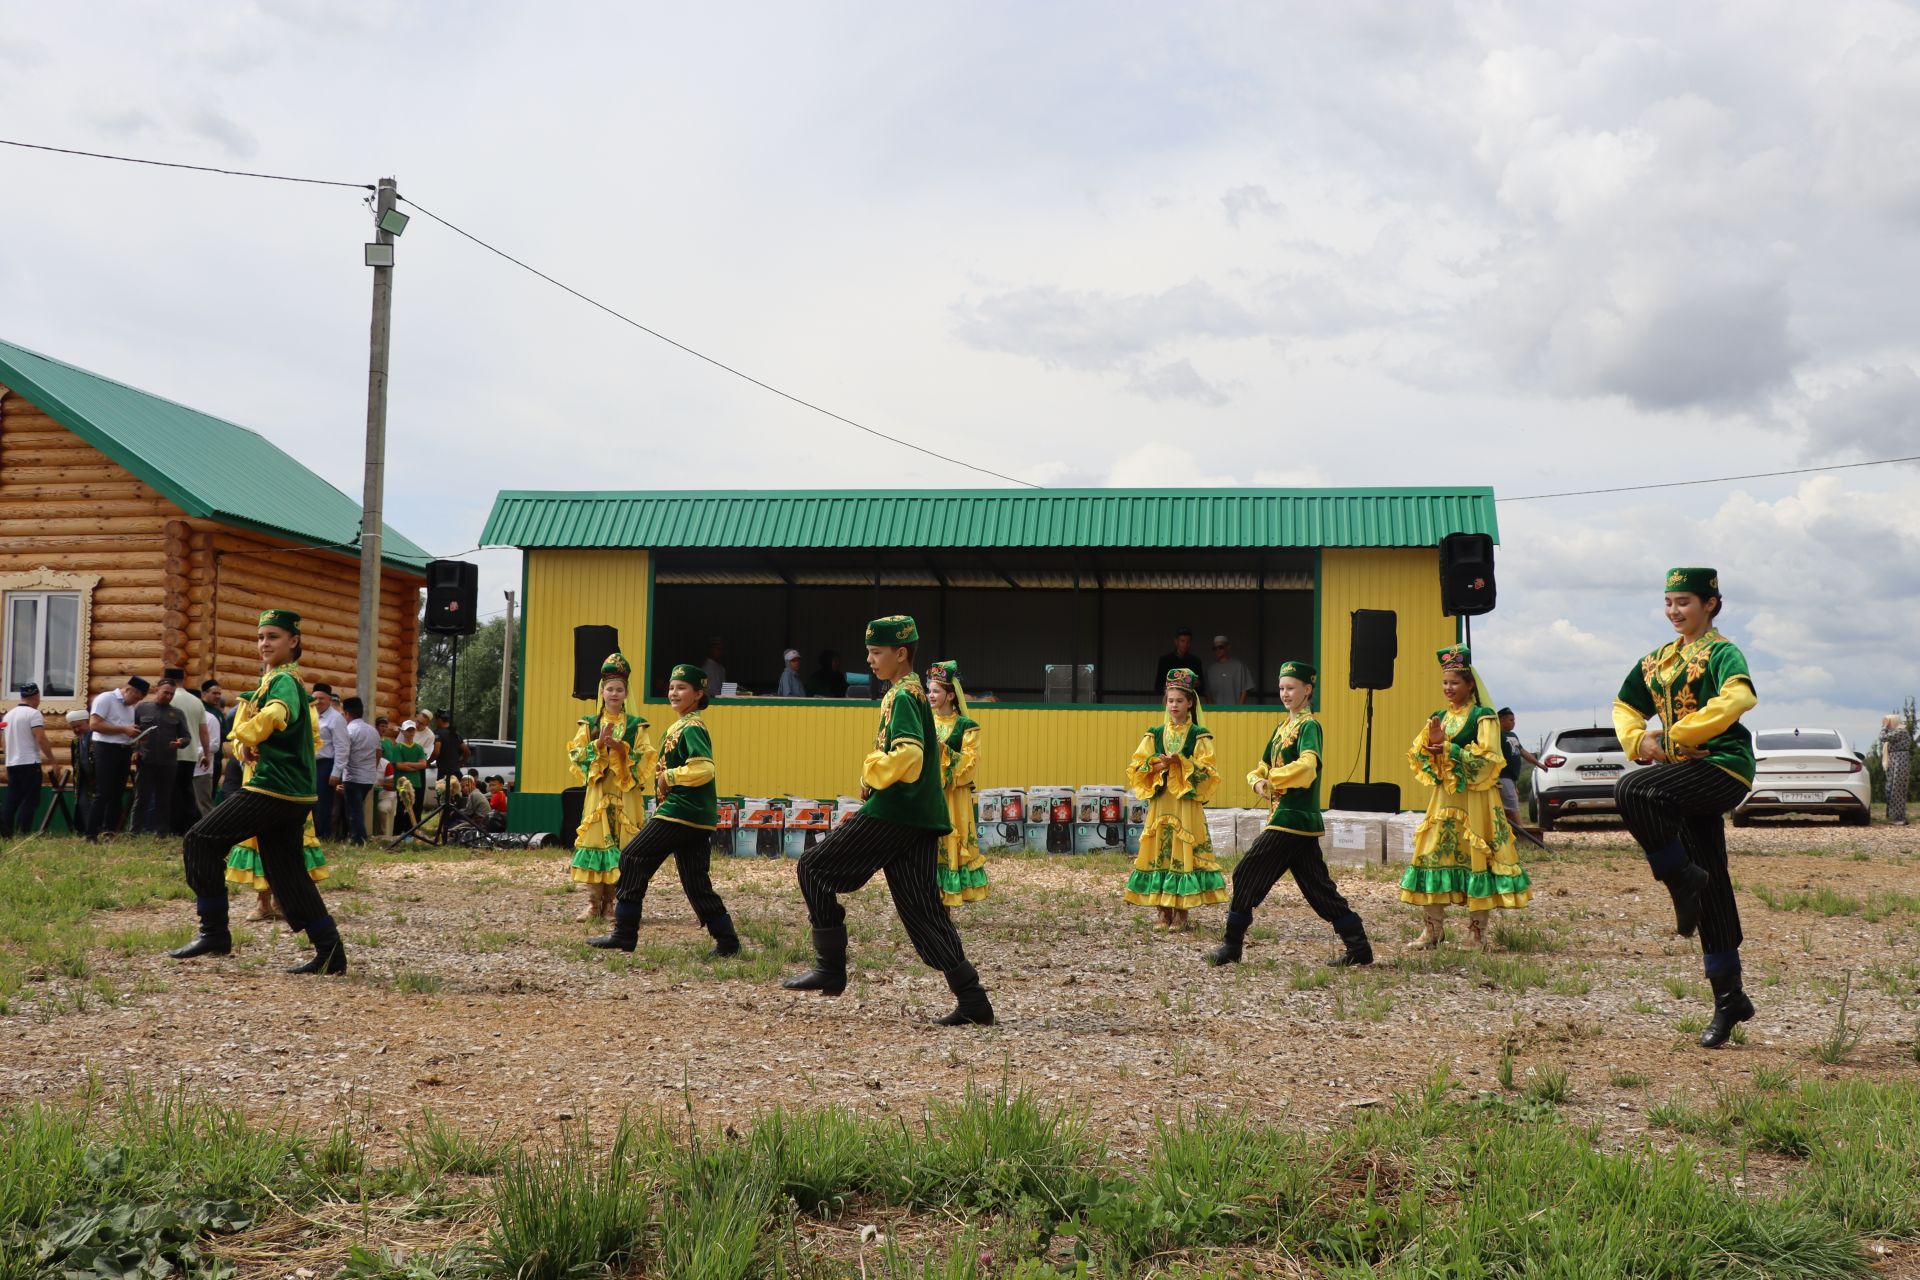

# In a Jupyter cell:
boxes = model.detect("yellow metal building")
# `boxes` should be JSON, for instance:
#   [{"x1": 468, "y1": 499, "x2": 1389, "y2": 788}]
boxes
[{"x1": 480, "y1": 489, "x2": 1495, "y2": 834}]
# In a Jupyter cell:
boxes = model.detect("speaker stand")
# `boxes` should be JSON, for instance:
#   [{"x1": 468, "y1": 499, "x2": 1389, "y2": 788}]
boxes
[{"x1": 1363, "y1": 688, "x2": 1375, "y2": 785}]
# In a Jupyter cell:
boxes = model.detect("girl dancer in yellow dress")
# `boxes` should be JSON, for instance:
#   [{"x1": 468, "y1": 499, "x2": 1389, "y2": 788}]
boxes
[
  {"x1": 1399, "y1": 645, "x2": 1531, "y2": 951},
  {"x1": 1124, "y1": 668, "x2": 1228, "y2": 931},
  {"x1": 566, "y1": 654, "x2": 656, "y2": 922},
  {"x1": 925, "y1": 660, "x2": 988, "y2": 907}
]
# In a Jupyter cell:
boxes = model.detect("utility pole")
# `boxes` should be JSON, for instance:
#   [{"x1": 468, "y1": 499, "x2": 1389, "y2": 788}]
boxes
[
  {"x1": 356, "y1": 176, "x2": 398, "y2": 718},
  {"x1": 497, "y1": 590, "x2": 516, "y2": 739}
]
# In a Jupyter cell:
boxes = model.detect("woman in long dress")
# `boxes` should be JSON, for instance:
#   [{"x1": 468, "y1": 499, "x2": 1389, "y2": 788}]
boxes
[
  {"x1": 1123, "y1": 668, "x2": 1228, "y2": 932},
  {"x1": 926, "y1": 660, "x2": 988, "y2": 907},
  {"x1": 566, "y1": 653, "x2": 655, "y2": 923}
]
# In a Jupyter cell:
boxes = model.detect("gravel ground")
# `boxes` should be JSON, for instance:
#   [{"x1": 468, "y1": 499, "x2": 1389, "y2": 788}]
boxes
[{"x1": 3, "y1": 818, "x2": 1916, "y2": 1160}]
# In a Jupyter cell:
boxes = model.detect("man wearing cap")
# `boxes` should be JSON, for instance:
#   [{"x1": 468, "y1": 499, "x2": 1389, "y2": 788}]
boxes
[
  {"x1": 1204, "y1": 635, "x2": 1255, "y2": 707},
  {"x1": 162, "y1": 667, "x2": 210, "y2": 835},
  {"x1": 311, "y1": 684, "x2": 347, "y2": 840},
  {"x1": 86, "y1": 675, "x2": 149, "y2": 840},
  {"x1": 58, "y1": 708, "x2": 93, "y2": 835},
  {"x1": 387, "y1": 719, "x2": 429, "y2": 830},
  {"x1": 782, "y1": 614, "x2": 994, "y2": 1027},
  {"x1": 171, "y1": 607, "x2": 348, "y2": 974},
  {"x1": 776, "y1": 648, "x2": 806, "y2": 698},
  {"x1": 2, "y1": 683, "x2": 54, "y2": 838}
]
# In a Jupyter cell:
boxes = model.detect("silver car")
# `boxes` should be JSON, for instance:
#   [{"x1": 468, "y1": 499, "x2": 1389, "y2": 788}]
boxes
[
  {"x1": 1529, "y1": 726, "x2": 1632, "y2": 831},
  {"x1": 1734, "y1": 728, "x2": 1871, "y2": 826}
]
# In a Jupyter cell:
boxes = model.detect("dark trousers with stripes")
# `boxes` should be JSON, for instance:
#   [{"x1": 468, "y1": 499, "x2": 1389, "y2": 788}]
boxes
[
  {"x1": 795, "y1": 813, "x2": 971, "y2": 974},
  {"x1": 614, "y1": 818, "x2": 728, "y2": 925},
  {"x1": 1229, "y1": 830, "x2": 1363, "y2": 936},
  {"x1": 1615, "y1": 760, "x2": 1748, "y2": 966},
  {"x1": 182, "y1": 790, "x2": 336, "y2": 943}
]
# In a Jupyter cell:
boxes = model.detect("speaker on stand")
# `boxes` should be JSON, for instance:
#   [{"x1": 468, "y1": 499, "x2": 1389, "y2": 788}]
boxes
[
  {"x1": 423, "y1": 561, "x2": 479, "y2": 802},
  {"x1": 1332, "y1": 609, "x2": 1401, "y2": 813}
]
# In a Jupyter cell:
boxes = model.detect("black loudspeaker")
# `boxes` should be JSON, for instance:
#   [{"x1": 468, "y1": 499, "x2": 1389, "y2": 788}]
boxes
[
  {"x1": 1330, "y1": 781, "x2": 1401, "y2": 813},
  {"x1": 559, "y1": 786, "x2": 586, "y2": 849},
  {"x1": 424, "y1": 560, "x2": 479, "y2": 635},
  {"x1": 1440, "y1": 533, "x2": 1496, "y2": 617},
  {"x1": 1349, "y1": 609, "x2": 1397, "y2": 690},
  {"x1": 572, "y1": 625, "x2": 621, "y2": 700}
]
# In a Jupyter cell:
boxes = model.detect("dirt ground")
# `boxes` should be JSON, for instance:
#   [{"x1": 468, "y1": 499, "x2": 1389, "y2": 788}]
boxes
[{"x1": 3, "y1": 819, "x2": 1916, "y2": 1161}]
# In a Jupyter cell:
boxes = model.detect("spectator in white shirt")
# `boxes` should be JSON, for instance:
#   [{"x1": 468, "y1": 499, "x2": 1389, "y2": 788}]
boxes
[
  {"x1": 2, "y1": 683, "x2": 55, "y2": 838},
  {"x1": 196, "y1": 680, "x2": 225, "y2": 809},
  {"x1": 311, "y1": 684, "x2": 348, "y2": 840},
  {"x1": 87, "y1": 676, "x2": 149, "y2": 841},
  {"x1": 1204, "y1": 635, "x2": 1255, "y2": 706},
  {"x1": 333, "y1": 696, "x2": 382, "y2": 846}
]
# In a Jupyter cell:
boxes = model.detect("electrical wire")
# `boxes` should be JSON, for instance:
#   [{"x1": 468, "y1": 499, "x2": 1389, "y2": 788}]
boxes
[
  {"x1": 1499, "y1": 453, "x2": 1920, "y2": 502},
  {"x1": 0, "y1": 137, "x2": 373, "y2": 190},
  {"x1": 395, "y1": 194, "x2": 1043, "y2": 489}
]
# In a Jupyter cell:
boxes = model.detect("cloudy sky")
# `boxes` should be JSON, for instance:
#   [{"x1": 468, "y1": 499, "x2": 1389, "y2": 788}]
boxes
[{"x1": 4, "y1": 1, "x2": 1918, "y2": 747}]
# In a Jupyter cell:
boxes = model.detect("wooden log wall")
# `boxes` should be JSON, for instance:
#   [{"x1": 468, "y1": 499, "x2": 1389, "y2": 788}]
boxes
[{"x1": 0, "y1": 387, "x2": 424, "y2": 765}]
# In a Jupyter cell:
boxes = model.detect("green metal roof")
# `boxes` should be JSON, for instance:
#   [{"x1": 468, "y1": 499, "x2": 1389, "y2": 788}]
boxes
[
  {"x1": 0, "y1": 338, "x2": 430, "y2": 574},
  {"x1": 482, "y1": 488, "x2": 1498, "y2": 550}
]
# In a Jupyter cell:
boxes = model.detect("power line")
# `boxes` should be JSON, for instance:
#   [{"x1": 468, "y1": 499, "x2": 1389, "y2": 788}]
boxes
[
  {"x1": 0, "y1": 137, "x2": 373, "y2": 190},
  {"x1": 395, "y1": 194, "x2": 1042, "y2": 489},
  {"x1": 1500, "y1": 453, "x2": 1920, "y2": 503}
]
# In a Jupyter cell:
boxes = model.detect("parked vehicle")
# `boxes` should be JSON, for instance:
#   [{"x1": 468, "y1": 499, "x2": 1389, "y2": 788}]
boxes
[
  {"x1": 1734, "y1": 728, "x2": 1870, "y2": 826},
  {"x1": 464, "y1": 738, "x2": 518, "y2": 790},
  {"x1": 1528, "y1": 726, "x2": 1633, "y2": 831}
]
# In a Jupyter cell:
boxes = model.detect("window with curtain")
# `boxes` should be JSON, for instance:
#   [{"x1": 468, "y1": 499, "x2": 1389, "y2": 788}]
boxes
[{"x1": 3, "y1": 591, "x2": 81, "y2": 698}]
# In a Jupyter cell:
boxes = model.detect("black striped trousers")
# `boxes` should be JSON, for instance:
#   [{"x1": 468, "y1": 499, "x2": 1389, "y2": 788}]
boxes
[
  {"x1": 1615, "y1": 760, "x2": 1749, "y2": 960},
  {"x1": 182, "y1": 789, "x2": 334, "y2": 940},
  {"x1": 614, "y1": 819, "x2": 728, "y2": 924},
  {"x1": 795, "y1": 813, "x2": 970, "y2": 974},
  {"x1": 1229, "y1": 830, "x2": 1362, "y2": 935}
]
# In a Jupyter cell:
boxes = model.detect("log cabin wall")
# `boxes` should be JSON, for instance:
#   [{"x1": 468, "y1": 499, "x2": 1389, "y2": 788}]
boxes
[{"x1": 0, "y1": 386, "x2": 423, "y2": 764}]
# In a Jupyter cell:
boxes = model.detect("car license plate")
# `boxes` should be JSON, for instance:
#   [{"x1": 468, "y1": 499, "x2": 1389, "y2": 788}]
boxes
[
  {"x1": 1776, "y1": 791, "x2": 1824, "y2": 803},
  {"x1": 1578, "y1": 765, "x2": 1620, "y2": 773}
]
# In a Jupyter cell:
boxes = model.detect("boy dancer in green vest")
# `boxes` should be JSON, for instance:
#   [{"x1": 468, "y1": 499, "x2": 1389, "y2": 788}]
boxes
[
  {"x1": 169, "y1": 609, "x2": 347, "y2": 974},
  {"x1": 1207, "y1": 660, "x2": 1372, "y2": 968},
  {"x1": 782, "y1": 615, "x2": 994, "y2": 1026}
]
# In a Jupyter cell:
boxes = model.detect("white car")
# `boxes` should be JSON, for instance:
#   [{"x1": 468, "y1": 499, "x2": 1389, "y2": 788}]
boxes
[
  {"x1": 1734, "y1": 728, "x2": 1871, "y2": 826},
  {"x1": 1528, "y1": 726, "x2": 1633, "y2": 831}
]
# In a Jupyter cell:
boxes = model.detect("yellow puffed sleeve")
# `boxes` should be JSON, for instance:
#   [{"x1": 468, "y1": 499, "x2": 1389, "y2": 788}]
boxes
[
  {"x1": 666, "y1": 757, "x2": 715, "y2": 788},
  {"x1": 947, "y1": 726, "x2": 980, "y2": 790},
  {"x1": 629, "y1": 722, "x2": 659, "y2": 784},
  {"x1": 1263, "y1": 750, "x2": 1318, "y2": 794},
  {"x1": 1668, "y1": 677, "x2": 1756, "y2": 749},
  {"x1": 1179, "y1": 732, "x2": 1221, "y2": 804},
  {"x1": 565, "y1": 720, "x2": 593, "y2": 786},
  {"x1": 862, "y1": 737, "x2": 924, "y2": 791},
  {"x1": 1128, "y1": 733, "x2": 1160, "y2": 800},
  {"x1": 1612, "y1": 699, "x2": 1650, "y2": 763},
  {"x1": 1461, "y1": 714, "x2": 1505, "y2": 792},
  {"x1": 230, "y1": 698, "x2": 289, "y2": 748}
]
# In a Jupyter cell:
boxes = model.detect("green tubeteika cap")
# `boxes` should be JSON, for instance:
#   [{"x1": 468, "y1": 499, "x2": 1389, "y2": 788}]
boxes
[
  {"x1": 1277, "y1": 660, "x2": 1317, "y2": 684},
  {"x1": 600, "y1": 652, "x2": 631, "y2": 680},
  {"x1": 257, "y1": 609, "x2": 301, "y2": 633},
  {"x1": 865, "y1": 615, "x2": 918, "y2": 646},
  {"x1": 669, "y1": 663, "x2": 707, "y2": 690},
  {"x1": 1664, "y1": 567, "x2": 1720, "y2": 597}
]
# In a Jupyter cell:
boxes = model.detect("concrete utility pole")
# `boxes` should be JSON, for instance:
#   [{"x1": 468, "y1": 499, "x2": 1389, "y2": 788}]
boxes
[
  {"x1": 356, "y1": 176, "x2": 398, "y2": 717},
  {"x1": 497, "y1": 590, "x2": 516, "y2": 739}
]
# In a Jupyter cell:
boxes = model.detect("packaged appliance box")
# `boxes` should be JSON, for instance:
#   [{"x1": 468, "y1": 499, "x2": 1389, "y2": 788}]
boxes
[
  {"x1": 1323, "y1": 810, "x2": 1386, "y2": 867},
  {"x1": 1383, "y1": 811, "x2": 1421, "y2": 862},
  {"x1": 1026, "y1": 786, "x2": 1075, "y2": 854},
  {"x1": 1233, "y1": 808, "x2": 1267, "y2": 853},
  {"x1": 1204, "y1": 809, "x2": 1239, "y2": 858},
  {"x1": 1125, "y1": 823, "x2": 1143, "y2": 855},
  {"x1": 784, "y1": 800, "x2": 833, "y2": 858},
  {"x1": 831, "y1": 796, "x2": 863, "y2": 828},
  {"x1": 1073, "y1": 785, "x2": 1127, "y2": 853},
  {"x1": 739, "y1": 797, "x2": 786, "y2": 859},
  {"x1": 976, "y1": 788, "x2": 1026, "y2": 853},
  {"x1": 713, "y1": 797, "x2": 741, "y2": 858}
]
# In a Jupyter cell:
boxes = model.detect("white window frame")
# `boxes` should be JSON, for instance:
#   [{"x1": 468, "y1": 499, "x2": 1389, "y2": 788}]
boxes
[{"x1": 0, "y1": 569, "x2": 99, "y2": 713}]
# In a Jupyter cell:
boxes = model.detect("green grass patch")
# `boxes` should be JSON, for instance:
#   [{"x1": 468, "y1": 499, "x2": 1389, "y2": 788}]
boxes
[{"x1": 393, "y1": 970, "x2": 445, "y2": 996}]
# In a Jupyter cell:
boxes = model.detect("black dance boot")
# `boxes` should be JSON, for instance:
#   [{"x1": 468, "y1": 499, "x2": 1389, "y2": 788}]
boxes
[
  {"x1": 168, "y1": 896, "x2": 232, "y2": 959},
  {"x1": 287, "y1": 926, "x2": 347, "y2": 976},
  {"x1": 1206, "y1": 910, "x2": 1252, "y2": 967},
  {"x1": 1700, "y1": 970, "x2": 1754, "y2": 1049},
  {"x1": 781, "y1": 926, "x2": 847, "y2": 995},
  {"x1": 705, "y1": 912, "x2": 741, "y2": 958},
  {"x1": 1329, "y1": 918, "x2": 1374, "y2": 968},
  {"x1": 587, "y1": 901, "x2": 641, "y2": 952},
  {"x1": 931, "y1": 963, "x2": 995, "y2": 1026},
  {"x1": 1665, "y1": 862, "x2": 1711, "y2": 938}
]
